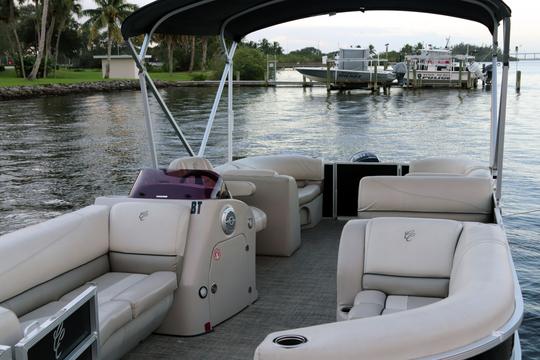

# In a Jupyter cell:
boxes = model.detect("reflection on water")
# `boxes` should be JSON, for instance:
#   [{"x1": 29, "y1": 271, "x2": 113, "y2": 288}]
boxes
[{"x1": 1, "y1": 63, "x2": 539, "y2": 357}]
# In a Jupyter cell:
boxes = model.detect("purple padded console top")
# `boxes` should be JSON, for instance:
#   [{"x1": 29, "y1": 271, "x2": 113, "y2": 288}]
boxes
[{"x1": 129, "y1": 168, "x2": 229, "y2": 200}]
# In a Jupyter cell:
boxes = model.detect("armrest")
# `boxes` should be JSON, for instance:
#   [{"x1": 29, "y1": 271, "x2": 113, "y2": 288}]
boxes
[
  {"x1": 225, "y1": 181, "x2": 256, "y2": 197},
  {"x1": 336, "y1": 220, "x2": 368, "y2": 320},
  {"x1": 0, "y1": 307, "x2": 22, "y2": 346}
]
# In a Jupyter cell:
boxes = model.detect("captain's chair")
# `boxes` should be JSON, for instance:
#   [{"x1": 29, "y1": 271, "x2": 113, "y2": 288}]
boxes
[{"x1": 168, "y1": 156, "x2": 267, "y2": 232}]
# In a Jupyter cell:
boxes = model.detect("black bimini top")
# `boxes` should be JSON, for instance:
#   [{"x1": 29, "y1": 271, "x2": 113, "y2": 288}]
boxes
[{"x1": 121, "y1": 0, "x2": 511, "y2": 41}]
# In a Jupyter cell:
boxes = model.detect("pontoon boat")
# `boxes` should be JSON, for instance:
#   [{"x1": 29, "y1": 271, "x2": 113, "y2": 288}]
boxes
[{"x1": 0, "y1": 1, "x2": 522, "y2": 359}]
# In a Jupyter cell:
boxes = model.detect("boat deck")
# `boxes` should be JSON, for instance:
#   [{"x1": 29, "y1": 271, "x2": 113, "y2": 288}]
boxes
[{"x1": 125, "y1": 219, "x2": 345, "y2": 359}]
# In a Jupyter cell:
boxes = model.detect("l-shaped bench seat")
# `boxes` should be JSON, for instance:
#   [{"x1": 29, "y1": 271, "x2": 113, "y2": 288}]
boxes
[
  {"x1": 255, "y1": 217, "x2": 519, "y2": 359},
  {"x1": 0, "y1": 202, "x2": 189, "y2": 359}
]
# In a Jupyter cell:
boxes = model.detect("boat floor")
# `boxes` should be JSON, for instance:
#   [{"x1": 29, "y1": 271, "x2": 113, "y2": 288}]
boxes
[{"x1": 125, "y1": 219, "x2": 345, "y2": 359}]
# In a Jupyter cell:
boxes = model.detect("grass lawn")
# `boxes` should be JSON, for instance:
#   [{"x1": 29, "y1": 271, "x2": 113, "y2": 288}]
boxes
[{"x1": 0, "y1": 68, "x2": 213, "y2": 87}]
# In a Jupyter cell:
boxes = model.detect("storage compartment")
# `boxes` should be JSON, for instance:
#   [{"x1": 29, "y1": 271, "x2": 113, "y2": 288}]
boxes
[{"x1": 209, "y1": 234, "x2": 256, "y2": 326}]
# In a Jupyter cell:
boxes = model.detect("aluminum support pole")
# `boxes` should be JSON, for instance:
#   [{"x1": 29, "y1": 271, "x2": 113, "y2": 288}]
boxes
[
  {"x1": 198, "y1": 41, "x2": 237, "y2": 158},
  {"x1": 495, "y1": 18, "x2": 511, "y2": 203},
  {"x1": 227, "y1": 42, "x2": 238, "y2": 163},
  {"x1": 228, "y1": 59, "x2": 234, "y2": 162},
  {"x1": 126, "y1": 34, "x2": 158, "y2": 168},
  {"x1": 490, "y1": 28, "x2": 499, "y2": 171},
  {"x1": 198, "y1": 62, "x2": 230, "y2": 157},
  {"x1": 138, "y1": 71, "x2": 159, "y2": 168},
  {"x1": 127, "y1": 39, "x2": 195, "y2": 157}
]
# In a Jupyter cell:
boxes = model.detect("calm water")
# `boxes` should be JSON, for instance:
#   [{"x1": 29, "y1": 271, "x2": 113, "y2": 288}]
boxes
[{"x1": 1, "y1": 63, "x2": 539, "y2": 357}]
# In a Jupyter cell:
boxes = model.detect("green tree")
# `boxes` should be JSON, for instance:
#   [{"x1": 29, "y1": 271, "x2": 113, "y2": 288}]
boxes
[
  {"x1": 0, "y1": 0, "x2": 26, "y2": 76},
  {"x1": 83, "y1": 0, "x2": 137, "y2": 78},
  {"x1": 400, "y1": 43, "x2": 414, "y2": 56},
  {"x1": 233, "y1": 47, "x2": 265, "y2": 80}
]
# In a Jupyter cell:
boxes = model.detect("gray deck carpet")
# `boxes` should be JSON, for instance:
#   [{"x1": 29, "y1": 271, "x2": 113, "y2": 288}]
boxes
[{"x1": 125, "y1": 219, "x2": 345, "y2": 359}]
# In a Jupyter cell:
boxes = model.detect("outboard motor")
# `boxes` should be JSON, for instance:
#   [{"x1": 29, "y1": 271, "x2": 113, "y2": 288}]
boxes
[
  {"x1": 350, "y1": 151, "x2": 380, "y2": 163},
  {"x1": 393, "y1": 62, "x2": 407, "y2": 86},
  {"x1": 467, "y1": 61, "x2": 484, "y2": 80}
]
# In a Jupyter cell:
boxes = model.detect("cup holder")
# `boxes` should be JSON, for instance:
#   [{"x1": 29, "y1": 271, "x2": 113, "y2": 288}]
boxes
[{"x1": 273, "y1": 334, "x2": 308, "y2": 348}]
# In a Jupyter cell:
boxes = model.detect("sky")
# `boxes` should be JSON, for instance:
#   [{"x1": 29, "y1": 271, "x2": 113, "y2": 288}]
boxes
[{"x1": 82, "y1": 0, "x2": 539, "y2": 53}]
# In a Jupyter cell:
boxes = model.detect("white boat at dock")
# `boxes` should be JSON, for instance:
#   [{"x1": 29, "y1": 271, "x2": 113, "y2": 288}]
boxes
[
  {"x1": 395, "y1": 47, "x2": 484, "y2": 88},
  {"x1": 0, "y1": 1, "x2": 522, "y2": 360}
]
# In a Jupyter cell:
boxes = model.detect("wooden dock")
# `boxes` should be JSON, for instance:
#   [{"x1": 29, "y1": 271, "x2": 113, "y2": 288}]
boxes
[{"x1": 163, "y1": 80, "x2": 325, "y2": 88}]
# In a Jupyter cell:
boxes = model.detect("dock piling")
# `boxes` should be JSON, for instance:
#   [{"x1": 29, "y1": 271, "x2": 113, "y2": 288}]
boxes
[
  {"x1": 516, "y1": 70, "x2": 521, "y2": 92},
  {"x1": 326, "y1": 61, "x2": 331, "y2": 92}
]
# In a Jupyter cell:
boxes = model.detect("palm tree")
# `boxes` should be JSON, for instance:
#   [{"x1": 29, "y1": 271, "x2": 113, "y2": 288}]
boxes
[
  {"x1": 27, "y1": 0, "x2": 49, "y2": 79},
  {"x1": 155, "y1": 33, "x2": 180, "y2": 75},
  {"x1": 188, "y1": 35, "x2": 195, "y2": 72},
  {"x1": 83, "y1": 0, "x2": 136, "y2": 79},
  {"x1": 50, "y1": 0, "x2": 81, "y2": 76},
  {"x1": 200, "y1": 36, "x2": 208, "y2": 71}
]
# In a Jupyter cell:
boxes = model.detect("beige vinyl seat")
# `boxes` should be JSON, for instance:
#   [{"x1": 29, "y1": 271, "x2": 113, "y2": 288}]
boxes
[
  {"x1": 168, "y1": 156, "x2": 267, "y2": 233},
  {"x1": 406, "y1": 157, "x2": 492, "y2": 177},
  {"x1": 337, "y1": 217, "x2": 460, "y2": 321},
  {"x1": 254, "y1": 217, "x2": 516, "y2": 359},
  {"x1": 0, "y1": 202, "x2": 187, "y2": 359},
  {"x1": 221, "y1": 155, "x2": 324, "y2": 228},
  {"x1": 358, "y1": 157, "x2": 494, "y2": 222},
  {"x1": 214, "y1": 155, "x2": 324, "y2": 256}
]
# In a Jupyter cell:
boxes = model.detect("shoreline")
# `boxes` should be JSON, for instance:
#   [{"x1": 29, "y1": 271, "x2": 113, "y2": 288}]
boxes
[
  {"x1": 0, "y1": 80, "x2": 192, "y2": 100},
  {"x1": 0, "y1": 79, "x2": 300, "y2": 100}
]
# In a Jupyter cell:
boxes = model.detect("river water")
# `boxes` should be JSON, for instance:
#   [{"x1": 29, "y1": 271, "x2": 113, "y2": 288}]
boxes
[{"x1": 1, "y1": 63, "x2": 539, "y2": 357}]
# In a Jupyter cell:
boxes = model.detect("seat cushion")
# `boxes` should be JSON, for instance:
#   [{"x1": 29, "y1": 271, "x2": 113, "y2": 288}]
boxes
[
  {"x1": 20, "y1": 298, "x2": 132, "y2": 346},
  {"x1": 251, "y1": 206, "x2": 267, "y2": 232},
  {"x1": 98, "y1": 300, "x2": 132, "y2": 343},
  {"x1": 347, "y1": 291, "x2": 441, "y2": 320},
  {"x1": 113, "y1": 272, "x2": 177, "y2": 318},
  {"x1": 18, "y1": 272, "x2": 176, "y2": 346},
  {"x1": 61, "y1": 273, "x2": 147, "y2": 305},
  {"x1": 382, "y1": 295, "x2": 441, "y2": 315},
  {"x1": 298, "y1": 184, "x2": 321, "y2": 205},
  {"x1": 347, "y1": 290, "x2": 386, "y2": 320}
]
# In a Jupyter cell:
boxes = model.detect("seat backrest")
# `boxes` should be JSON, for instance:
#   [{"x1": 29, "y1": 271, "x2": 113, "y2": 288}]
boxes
[
  {"x1": 362, "y1": 218, "x2": 463, "y2": 298},
  {"x1": 168, "y1": 156, "x2": 214, "y2": 171},
  {"x1": 357, "y1": 175, "x2": 493, "y2": 222},
  {"x1": 109, "y1": 202, "x2": 190, "y2": 276},
  {"x1": 408, "y1": 157, "x2": 491, "y2": 178},
  {"x1": 0, "y1": 205, "x2": 110, "y2": 316},
  {"x1": 231, "y1": 155, "x2": 324, "y2": 182}
]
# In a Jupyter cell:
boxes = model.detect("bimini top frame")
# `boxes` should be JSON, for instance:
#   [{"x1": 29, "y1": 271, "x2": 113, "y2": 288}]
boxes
[{"x1": 122, "y1": 0, "x2": 511, "y2": 203}]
